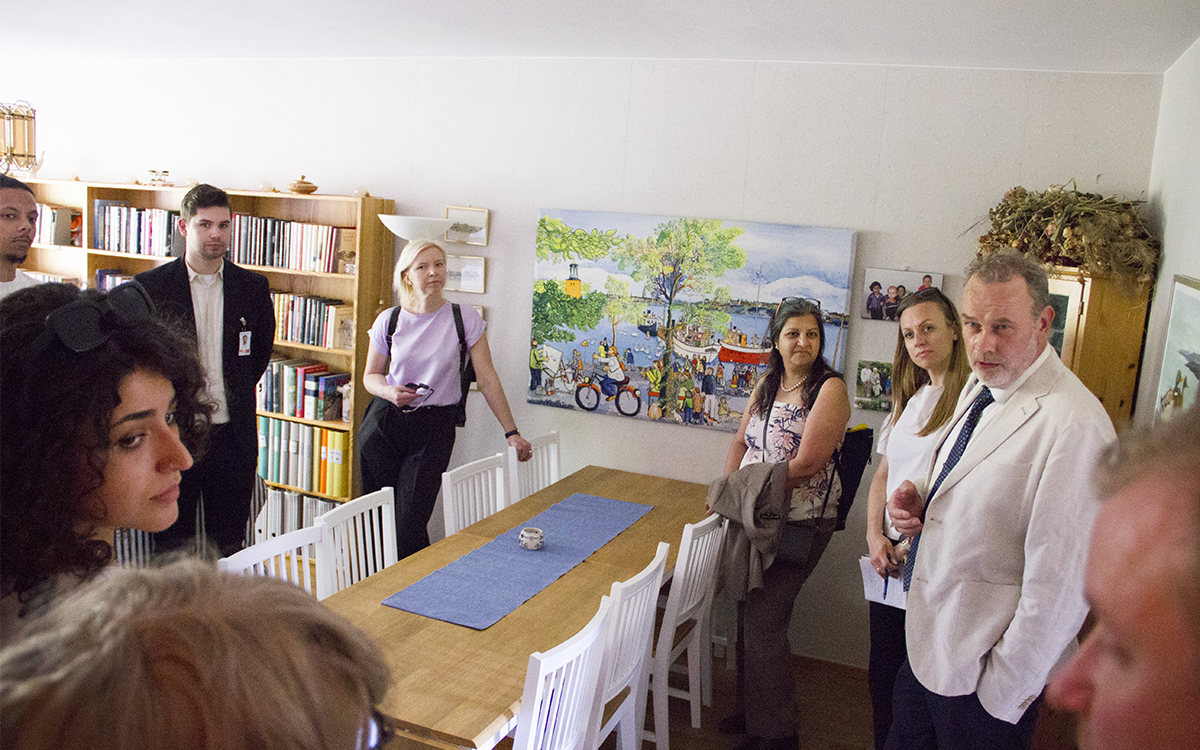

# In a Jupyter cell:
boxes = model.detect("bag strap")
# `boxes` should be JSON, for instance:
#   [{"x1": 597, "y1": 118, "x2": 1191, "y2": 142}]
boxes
[
  {"x1": 383, "y1": 306, "x2": 401, "y2": 367},
  {"x1": 452, "y1": 303, "x2": 470, "y2": 408}
]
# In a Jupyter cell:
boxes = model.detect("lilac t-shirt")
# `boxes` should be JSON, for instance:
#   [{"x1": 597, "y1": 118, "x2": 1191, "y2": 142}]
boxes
[{"x1": 368, "y1": 302, "x2": 485, "y2": 408}]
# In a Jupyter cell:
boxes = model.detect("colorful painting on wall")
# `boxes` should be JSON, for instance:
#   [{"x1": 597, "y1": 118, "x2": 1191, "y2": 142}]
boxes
[{"x1": 528, "y1": 209, "x2": 857, "y2": 432}]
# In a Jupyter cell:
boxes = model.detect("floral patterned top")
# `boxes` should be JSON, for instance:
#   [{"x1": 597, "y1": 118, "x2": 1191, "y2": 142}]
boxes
[{"x1": 741, "y1": 400, "x2": 841, "y2": 522}]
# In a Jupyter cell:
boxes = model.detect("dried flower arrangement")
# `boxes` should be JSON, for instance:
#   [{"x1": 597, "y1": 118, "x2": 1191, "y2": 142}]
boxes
[{"x1": 973, "y1": 182, "x2": 1159, "y2": 293}]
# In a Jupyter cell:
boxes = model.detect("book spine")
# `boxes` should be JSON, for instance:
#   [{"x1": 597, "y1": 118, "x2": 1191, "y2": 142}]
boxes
[{"x1": 257, "y1": 415, "x2": 269, "y2": 479}]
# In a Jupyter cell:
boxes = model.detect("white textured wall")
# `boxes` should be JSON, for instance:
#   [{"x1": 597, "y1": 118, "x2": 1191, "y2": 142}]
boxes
[
  {"x1": 1141, "y1": 37, "x2": 1200, "y2": 423},
  {"x1": 5, "y1": 56, "x2": 1165, "y2": 666}
]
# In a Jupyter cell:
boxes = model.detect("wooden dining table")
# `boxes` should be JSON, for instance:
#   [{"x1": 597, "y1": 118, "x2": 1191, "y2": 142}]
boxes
[{"x1": 321, "y1": 465, "x2": 709, "y2": 750}]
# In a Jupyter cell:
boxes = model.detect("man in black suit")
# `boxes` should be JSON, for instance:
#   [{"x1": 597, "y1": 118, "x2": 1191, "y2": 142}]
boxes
[{"x1": 137, "y1": 184, "x2": 274, "y2": 556}]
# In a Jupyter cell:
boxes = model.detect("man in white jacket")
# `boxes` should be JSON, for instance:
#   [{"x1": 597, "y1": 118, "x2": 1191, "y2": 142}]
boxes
[{"x1": 886, "y1": 249, "x2": 1116, "y2": 750}]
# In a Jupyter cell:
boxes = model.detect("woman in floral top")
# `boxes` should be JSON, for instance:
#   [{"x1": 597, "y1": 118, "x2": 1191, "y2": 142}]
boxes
[{"x1": 721, "y1": 297, "x2": 851, "y2": 750}]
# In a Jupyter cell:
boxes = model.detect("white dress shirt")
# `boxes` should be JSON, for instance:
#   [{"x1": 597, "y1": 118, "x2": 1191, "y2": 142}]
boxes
[{"x1": 188, "y1": 261, "x2": 229, "y2": 424}]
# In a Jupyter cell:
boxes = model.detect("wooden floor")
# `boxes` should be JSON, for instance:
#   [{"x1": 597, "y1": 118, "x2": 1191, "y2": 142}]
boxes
[
  {"x1": 627, "y1": 654, "x2": 875, "y2": 750},
  {"x1": 428, "y1": 650, "x2": 1078, "y2": 750}
]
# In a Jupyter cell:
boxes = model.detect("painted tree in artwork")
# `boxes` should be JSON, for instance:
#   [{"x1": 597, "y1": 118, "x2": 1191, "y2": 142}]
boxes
[
  {"x1": 613, "y1": 218, "x2": 747, "y2": 415},
  {"x1": 536, "y1": 216, "x2": 620, "y2": 262},
  {"x1": 530, "y1": 217, "x2": 618, "y2": 345},
  {"x1": 603, "y1": 276, "x2": 643, "y2": 344},
  {"x1": 531, "y1": 279, "x2": 606, "y2": 345}
]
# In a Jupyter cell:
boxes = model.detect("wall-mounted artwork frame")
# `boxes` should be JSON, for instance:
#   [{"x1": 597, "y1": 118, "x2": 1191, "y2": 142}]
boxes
[
  {"x1": 1155, "y1": 274, "x2": 1200, "y2": 423},
  {"x1": 529, "y1": 208, "x2": 856, "y2": 432},
  {"x1": 862, "y1": 268, "x2": 945, "y2": 320},
  {"x1": 854, "y1": 359, "x2": 893, "y2": 412},
  {"x1": 445, "y1": 254, "x2": 486, "y2": 293},
  {"x1": 446, "y1": 206, "x2": 489, "y2": 246}
]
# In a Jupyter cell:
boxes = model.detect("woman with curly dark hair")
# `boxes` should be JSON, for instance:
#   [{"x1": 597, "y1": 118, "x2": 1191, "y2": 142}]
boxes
[{"x1": 0, "y1": 281, "x2": 211, "y2": 640}]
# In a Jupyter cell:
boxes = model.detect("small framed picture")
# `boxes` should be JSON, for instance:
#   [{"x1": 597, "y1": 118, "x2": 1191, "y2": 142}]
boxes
[
  {"x1": 854, "y1": 359, "x2": 893, "y2": 412},
  {"x1": 1155, "y1": 274, "x2": 1200, "y2": 423},
  {"x1": 445, "y1": 254, "x2": 486, "y2": 293},
  {"x1": 445, "y1": 206, "x2": 489, "y2": 246},
  {"x1": 862, "y1": 268, "x2": 945, "y2": 320}
]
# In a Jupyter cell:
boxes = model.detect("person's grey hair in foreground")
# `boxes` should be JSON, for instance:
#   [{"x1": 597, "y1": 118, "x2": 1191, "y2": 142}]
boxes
[{"x1": 0, "y1": 560, "x2": 392, "y2": 750}]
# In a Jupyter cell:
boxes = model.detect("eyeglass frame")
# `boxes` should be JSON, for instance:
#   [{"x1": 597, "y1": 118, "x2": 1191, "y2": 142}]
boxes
[
  {"x1": 399, "y1": 382, "x2": 434, "y2": 412},
  {"x1": 357, "y1": 708, "x2": 396, "y2": 750},
  {"x1": 27, "y1": 280, "x2": 156, "y2": 362}
]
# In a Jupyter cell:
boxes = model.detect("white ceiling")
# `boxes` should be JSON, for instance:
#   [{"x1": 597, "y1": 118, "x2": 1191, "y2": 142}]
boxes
[{"x1": 15, "y1": 0, "x2": 1200, "y2": 74}]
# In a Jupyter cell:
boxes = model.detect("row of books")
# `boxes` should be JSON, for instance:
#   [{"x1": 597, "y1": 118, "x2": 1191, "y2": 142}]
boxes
[
  {"x1": 272, "y1": 292, "x2": 354, "y2": 350},
  {"x1": 23, "y1": 270, "x2": 83, "y2": 286},
  {"x1": 251, "y1": 488, "x2": 337, "y2": 547},
  {"x1": 95, "y1": 268, "x2": 135, "y2": 291},
  {"x1": 258, "y1": 357, "x2": 351, "y2": 422},
  {"x1": 92, "y1": 199, "x2": 183, "y2": 256},
  {"x1": 257, "y1": 417, "x2": 351, "y2": 498},
  {"x1": 35, "y1": 203, "x2": 82, "y2": 246},
  {"x1": 230, "y1": 214, "x2": 356, "y2": 274}
]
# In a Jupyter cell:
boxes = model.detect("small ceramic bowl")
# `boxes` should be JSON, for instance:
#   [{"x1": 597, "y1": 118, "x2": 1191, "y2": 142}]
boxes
[{"x1": 518, "y1": 527, "x2": 545, "y2": 551}]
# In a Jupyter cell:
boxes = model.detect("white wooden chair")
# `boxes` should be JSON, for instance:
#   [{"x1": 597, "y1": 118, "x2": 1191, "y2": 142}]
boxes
[
  {"x1": 441, "y1": 452, "x2": 507, "y2": 536},
  {"x1": 642, "y1": 513, "x2": 727, "y2": 750},
  {"x1": 585, "y1": 542, "x2": 669, "y2": 750},
  {"x1": 216, "y1": 524, "x2": 326, "y2": 599},
  {"x1": 507, "y1": 431, "x2": 561, "y2": 502},
  {"x1": 512, "y1": 596, "x2": 613, "y2": 750},
  {"x1": 112, "y1": 528, "x2": 153, "y2": 568},
  {"x1": 315, "y1": 487, "x2": 398, "y2": 596}
]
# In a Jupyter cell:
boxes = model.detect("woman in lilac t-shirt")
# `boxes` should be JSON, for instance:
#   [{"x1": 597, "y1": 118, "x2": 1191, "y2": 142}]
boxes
[{"x1": 357, "y1": 240, "x2": 531, "y2": 559}]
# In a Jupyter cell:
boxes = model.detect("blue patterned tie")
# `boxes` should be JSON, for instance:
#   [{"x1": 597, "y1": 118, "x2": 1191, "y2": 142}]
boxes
[{"x1": 902, "y1": 386, "x2": 994, "y2": 591}]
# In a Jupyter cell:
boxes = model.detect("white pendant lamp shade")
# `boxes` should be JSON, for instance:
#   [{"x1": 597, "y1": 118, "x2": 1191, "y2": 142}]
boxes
[{"x1": 378, "y1": 215, "x2": 455, "y2": 241}]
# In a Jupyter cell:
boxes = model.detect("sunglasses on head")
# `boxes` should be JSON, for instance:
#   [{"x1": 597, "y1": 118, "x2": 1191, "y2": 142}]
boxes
[
  {"x1": 36, "y1": 281, "x2": 155, "y2": 354},
  {"x1": 775, "y1": 296, "x2": 822, "y2": 315}
]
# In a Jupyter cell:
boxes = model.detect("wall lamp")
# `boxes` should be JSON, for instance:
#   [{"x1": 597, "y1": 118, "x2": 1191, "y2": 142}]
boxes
[{"x1": 2, "y1": 101, "x2": 37, "y2": 174}]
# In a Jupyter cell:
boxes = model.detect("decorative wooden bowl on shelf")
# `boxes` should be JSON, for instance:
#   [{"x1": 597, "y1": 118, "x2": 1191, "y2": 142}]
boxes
[{"x1": 287, "y1": 176, "x2": 318, "y2": 194}]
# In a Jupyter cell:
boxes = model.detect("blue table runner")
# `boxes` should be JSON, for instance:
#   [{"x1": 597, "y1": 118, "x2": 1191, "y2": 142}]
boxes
[{"x1": 382, "y1": 493, "x2": 652, "y2": 629}]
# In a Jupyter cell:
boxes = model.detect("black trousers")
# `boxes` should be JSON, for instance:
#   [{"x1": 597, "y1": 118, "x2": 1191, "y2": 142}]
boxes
[
  {"x1": 155, "y1": 422, "x2": 256, "y2": 557},
  {"x1": 885, "y1": 658, "x2": 1042, "y2": 750},
  {"x1": 357, "y1": 398, "x2": 458, "y2": 560},
  {"x1": 735, "y1": 519, "x2": 836, "y2": 739},
  {"x1": 868, "y1": 601, "x2": 907, "y2": 750}
]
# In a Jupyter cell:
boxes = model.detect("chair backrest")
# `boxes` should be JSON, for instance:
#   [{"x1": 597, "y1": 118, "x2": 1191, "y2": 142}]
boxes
[
  {"x1": 659, "y1": 513, "x2": 726, "y2": 643},
  {"x1": 442, "y1": 452, "x2": 507, "y2": 536},
  {"x1": 507, "y1": 431, "x2": 561, "y2": 502},
  {"x1": 513, "y1": 596, "x2": 613, "y2": 750},
  {"x1": 216, "y1": 524, "x2": 325, "y2": 598},
  {"x1": 585, "y1": 542, "x2": 670, "y2": 748},
  {"x1": 112, "y1": 528, "x2": 153, "y2": 568},
  {"x1": 315, "y1": 487, "x2": 398, "y2": 596}
]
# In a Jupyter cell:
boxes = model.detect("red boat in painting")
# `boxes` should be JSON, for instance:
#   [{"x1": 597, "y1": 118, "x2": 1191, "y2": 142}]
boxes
[{"x1": 718, "y1": 339, "x2": 772, "y2": 365}]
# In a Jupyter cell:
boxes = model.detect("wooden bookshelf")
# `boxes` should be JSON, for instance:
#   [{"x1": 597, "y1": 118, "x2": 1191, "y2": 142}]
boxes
[{"x1": 20, "y1": 179, "x2": 395, "y2": 499}]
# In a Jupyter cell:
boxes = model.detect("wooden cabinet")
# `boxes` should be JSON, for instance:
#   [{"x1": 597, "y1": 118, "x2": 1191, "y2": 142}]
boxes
[
  {"x1": 20, "y1": 179, "x2": 395, "y2": 499},
  {"x1": 1048, "y1": 267, "x2": 1151, "y2": 432}
]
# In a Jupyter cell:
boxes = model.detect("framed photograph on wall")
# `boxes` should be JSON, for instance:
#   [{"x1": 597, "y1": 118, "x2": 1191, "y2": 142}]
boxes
[
  {"x1": 854, "y1": 359, "x2": 893, "y2": 412},
  {"x1": 445, "y1": 254, "x2": 486, "y2": 293},
  {"x1": 1155, "y1": 274, "x2": 1200, "y2": 423},
  {"x1": 446, "y1": 206, "x2": 489, "y2": 246},
  {"x1": 862, "y1": 268, "x2": 945, "y2": 320}
]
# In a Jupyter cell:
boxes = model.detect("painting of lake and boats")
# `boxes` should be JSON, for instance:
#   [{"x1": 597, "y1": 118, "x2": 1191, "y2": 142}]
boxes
[{"x1": 528, "y1": 209, "x2": 856, "y2": 432}]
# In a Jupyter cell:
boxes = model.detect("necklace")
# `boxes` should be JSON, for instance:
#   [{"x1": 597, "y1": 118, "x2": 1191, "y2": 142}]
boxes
[{"x1": 780, "y1": 374, "x2": 807, "y2": 393}]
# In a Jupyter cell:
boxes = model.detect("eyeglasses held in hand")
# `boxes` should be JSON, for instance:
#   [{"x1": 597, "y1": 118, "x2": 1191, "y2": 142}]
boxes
[{"x1": 400, "y1": 382, "x2": 434, "y2": 412}]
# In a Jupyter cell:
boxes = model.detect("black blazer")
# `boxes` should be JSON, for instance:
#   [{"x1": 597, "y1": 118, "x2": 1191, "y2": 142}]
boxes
[{"x1": 136, "y1": 258, "x2": 275, "y2": 468}]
